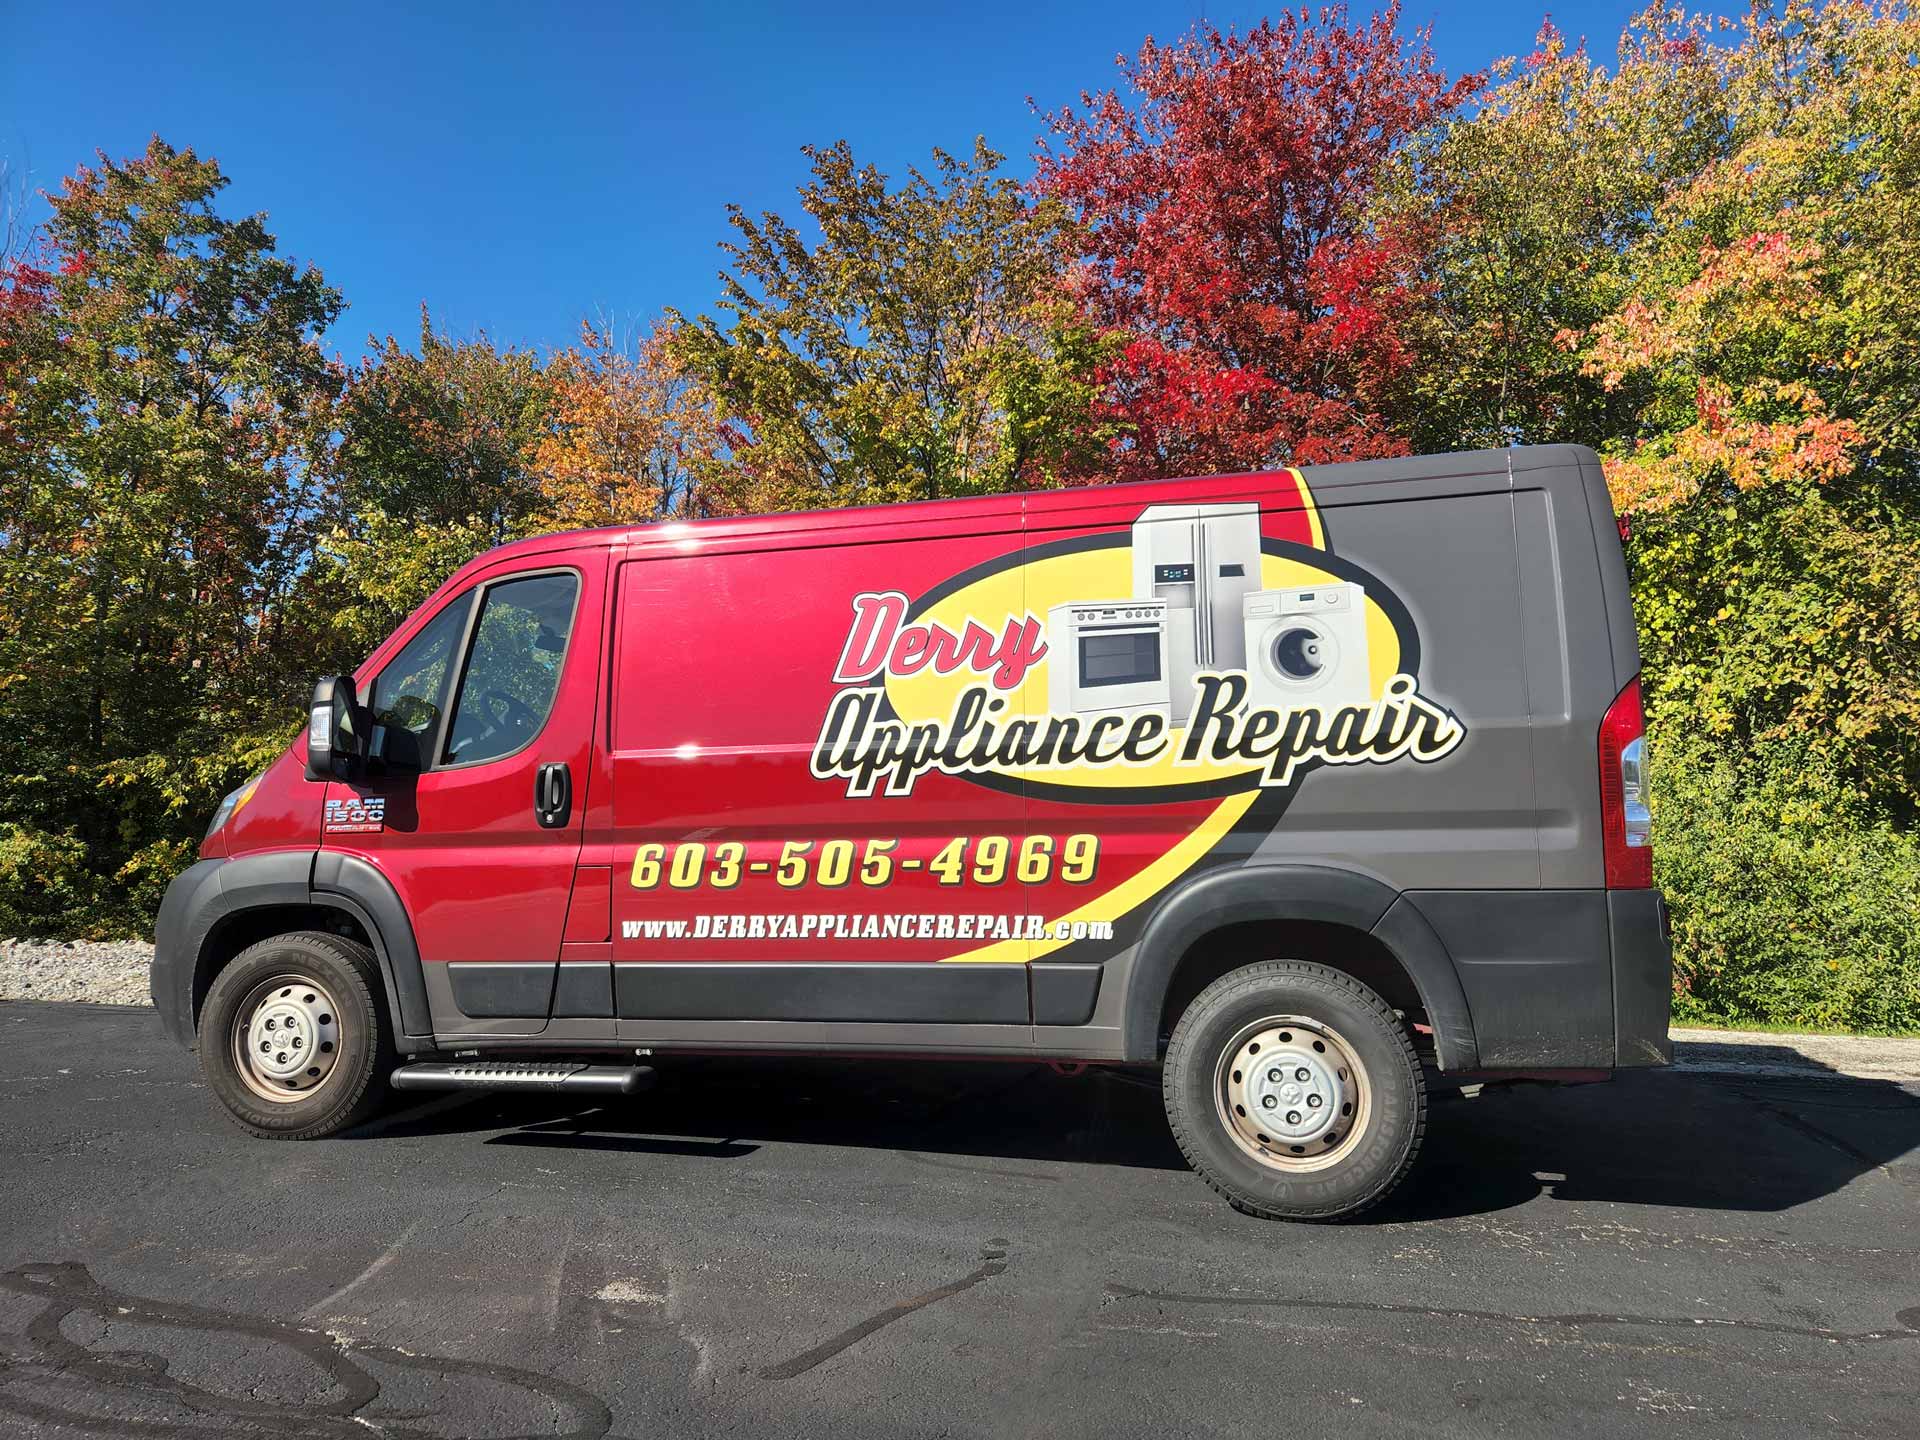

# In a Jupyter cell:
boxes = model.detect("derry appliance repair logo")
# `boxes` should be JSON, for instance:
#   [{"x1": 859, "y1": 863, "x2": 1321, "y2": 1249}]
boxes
[{"x1": 808, "y1": 503, "x2": 1466, "y2": 802}]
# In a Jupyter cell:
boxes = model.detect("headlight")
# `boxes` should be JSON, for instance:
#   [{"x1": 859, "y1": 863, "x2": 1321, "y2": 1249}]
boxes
[{"x1": 205, "y1": 775, "x2": 262, "y2": 843}]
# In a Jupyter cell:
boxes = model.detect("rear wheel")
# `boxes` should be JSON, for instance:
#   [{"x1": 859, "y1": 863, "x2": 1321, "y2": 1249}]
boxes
[
  {"x1": 197, "y1": 931, "x2": 390, "y2": 1140},
  {"x1": 1163, "y1": 960, "x2": 1424, "y2": 1220}
]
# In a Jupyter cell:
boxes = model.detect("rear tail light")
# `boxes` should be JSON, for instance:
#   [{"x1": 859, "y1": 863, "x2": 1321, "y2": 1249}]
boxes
[{"x1": 1598, "y1": 675, "x2": 1653, "y2": 888}]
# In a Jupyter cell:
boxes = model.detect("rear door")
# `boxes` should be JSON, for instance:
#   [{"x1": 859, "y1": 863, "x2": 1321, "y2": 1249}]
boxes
[{"x1": 325, "y1": 549, "x2": 608, "y2": 1035}]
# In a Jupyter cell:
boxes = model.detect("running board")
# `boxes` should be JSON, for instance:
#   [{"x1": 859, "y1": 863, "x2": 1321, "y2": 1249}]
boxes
[{"x1": 390, "y1": 1062, "x2": 653, "y2": 1095}]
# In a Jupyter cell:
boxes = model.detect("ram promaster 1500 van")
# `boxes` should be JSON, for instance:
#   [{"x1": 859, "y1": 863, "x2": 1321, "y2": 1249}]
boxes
[{"x1": 153, "y1": 444, "x2": 1670, "y2": 1220}]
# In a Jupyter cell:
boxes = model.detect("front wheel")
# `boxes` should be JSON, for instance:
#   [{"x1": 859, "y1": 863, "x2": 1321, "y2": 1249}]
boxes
[
  {"x1": 197, "y1": 931, "x2": 391, "y2": 1140},
  {"x1": 1163, "y1": 960, "x2": 1425, "y2": 1220}
]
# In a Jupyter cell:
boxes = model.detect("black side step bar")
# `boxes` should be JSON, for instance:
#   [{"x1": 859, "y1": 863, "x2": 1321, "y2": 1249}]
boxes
[{"x1": 390, "y1": 1062, "x2": 653, "y2": 1095}]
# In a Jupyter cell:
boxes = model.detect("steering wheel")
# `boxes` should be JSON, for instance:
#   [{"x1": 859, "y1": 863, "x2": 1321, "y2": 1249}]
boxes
[{"x1": 482, "y1": 689, "x2": 541, "y2": 735}]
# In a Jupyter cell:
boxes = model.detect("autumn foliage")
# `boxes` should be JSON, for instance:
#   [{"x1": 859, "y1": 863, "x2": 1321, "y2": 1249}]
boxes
[
  {"x1": 533, "y1": 320, "x2": 731, "y2": 528},
  {"x1": 670, "y1": 139, "x2": 1113, "y2": 505},
  {"x1": 1035, "y1": 3, "x2": 1478, "y2": 476}
]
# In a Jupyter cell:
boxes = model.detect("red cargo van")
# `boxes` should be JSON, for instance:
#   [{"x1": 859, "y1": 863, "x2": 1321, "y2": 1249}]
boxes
[{"x1": 154, "y1": 445, "x2": 1670, "y2": 1220}]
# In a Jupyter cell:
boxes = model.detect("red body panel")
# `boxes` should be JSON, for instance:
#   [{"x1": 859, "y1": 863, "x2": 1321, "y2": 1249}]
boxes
[
  {"x1": 606, "y1": 475, "x2": 1327, "y2": 970},
  {"x1": 611, "y1": 524, "x2": 1028, "y2": 964},
  {"x1": 211, "y1": 744, "x2": 323, "y2": 859}
]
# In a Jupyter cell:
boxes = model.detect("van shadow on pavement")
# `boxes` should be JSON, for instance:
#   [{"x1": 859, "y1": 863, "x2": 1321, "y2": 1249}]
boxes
[{"x1": 356, "y1": 1048, "x2": 1920, "y2": 1223}]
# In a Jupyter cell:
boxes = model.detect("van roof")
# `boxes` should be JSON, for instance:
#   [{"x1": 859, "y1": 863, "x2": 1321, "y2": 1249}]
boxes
[{"x1": 443, "y1": 444, "x2": 1579, "y2": 583}]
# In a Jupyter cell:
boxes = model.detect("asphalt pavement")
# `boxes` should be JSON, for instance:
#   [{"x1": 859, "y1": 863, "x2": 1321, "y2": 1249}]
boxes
[{"x1": 1, "y1": 1000, "x2": 1915, "y2": 1439}]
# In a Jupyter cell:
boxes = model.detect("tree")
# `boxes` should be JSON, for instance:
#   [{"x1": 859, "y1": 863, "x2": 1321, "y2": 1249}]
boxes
[
  {"x1": 1579, "y1": 1, "x2": 1920, "y2": 813},
  {"x1": 1370, "y1": 14, "x2": 1734, "y2": 452},
  {"x1": 1034, "y1": 2, "x2": 1478, "y2": 477},
  {"x1": 529, "y1": 318, "x2": 733, "y2": 527},
  {"x1": 1383, "y1": 0, "x2": 1920, "y2": 807},
  {"x1": 337, "y1": 308, "x2": 554, "y2": 541},
  {"x1": 1383, "y1": 1, "x2": 1920, "y2": 1028},
  {"x1": 0, "y1": 138, "x2": 344, "y2": 933},
  {"x1": 671, "y1": 138, "x2": 1114, "y2": 508},
  {"x1": 326, "y1": 312, "x2": 557, "y2": 651}
]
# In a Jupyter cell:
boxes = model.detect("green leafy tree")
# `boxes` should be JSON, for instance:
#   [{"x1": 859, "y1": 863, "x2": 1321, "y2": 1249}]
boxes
[
  {"x1": 1372, "y1": 12, "x2": 1733, "y2": 450},
  {"x1": 1384, "y1": 1, "x2": 1920, "y2": 1027},
  {"x1": 671, "y1": 138, "x2": 1116, "y2": 508},
  {"x1": 327, "y1": 312, "x2": 559, "y2": 652},
  {"x1": 0, "y1": 138, "x2": 344, "y2": 933},
  {"x1": 1558, "y1": 1, "x2": 1920, "y2": 817}
]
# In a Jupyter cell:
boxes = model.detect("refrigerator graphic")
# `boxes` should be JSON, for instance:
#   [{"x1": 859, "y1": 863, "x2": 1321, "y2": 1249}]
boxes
[{"x1": 1131, "y1": 502, "x2": 1264, "y2": 721}]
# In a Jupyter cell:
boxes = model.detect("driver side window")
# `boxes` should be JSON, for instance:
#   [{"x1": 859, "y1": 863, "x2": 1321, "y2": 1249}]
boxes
[{"x1": 442, "y1": 572, "x2": 580, "y2": 766}]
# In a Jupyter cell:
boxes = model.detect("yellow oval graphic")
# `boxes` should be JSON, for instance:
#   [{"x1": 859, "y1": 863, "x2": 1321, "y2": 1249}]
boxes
[{"x1": 883, "y1": 540, "x2": 1406, "y2": 796}]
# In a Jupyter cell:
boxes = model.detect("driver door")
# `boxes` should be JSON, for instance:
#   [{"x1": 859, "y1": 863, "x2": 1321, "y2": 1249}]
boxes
[{"x1": 323, "y1": 550, "x2": 609, "y2": 1037}]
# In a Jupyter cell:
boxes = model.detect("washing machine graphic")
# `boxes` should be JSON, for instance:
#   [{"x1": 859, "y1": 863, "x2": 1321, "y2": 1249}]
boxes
[{"x1": 1243, "y1": 583, "x2": 1373, "y2": 710}]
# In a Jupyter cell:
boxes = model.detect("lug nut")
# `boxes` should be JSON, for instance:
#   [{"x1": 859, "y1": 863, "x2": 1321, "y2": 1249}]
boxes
[
  {"x1": 1267, "y1": 1068, "x2": 1281, "y2": 1083},
  {"x1": 1286, "y1": 1111, "x2": 1301, "y2": 1125},
  {"x1": 1261, "y1": 1095, "x2": 1277, "y2": 1109},
  {"x1": 1307, "y1": 1094, "x2": 1323, "y2": 1108},
  {"x1": 1295, "y1": 1066, "x2": 1310, "y2": 1082}
]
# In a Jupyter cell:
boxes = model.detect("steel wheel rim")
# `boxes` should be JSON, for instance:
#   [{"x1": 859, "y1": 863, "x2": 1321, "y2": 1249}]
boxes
[
  {"x1": 1213, "y1": 1014, "x2": 1372, "y2": 1173},
  {"x1": 230, "y1": 973, "x2": 344, "y2": 1104}
]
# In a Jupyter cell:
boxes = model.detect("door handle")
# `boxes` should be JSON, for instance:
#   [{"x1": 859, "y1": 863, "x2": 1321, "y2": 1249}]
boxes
[{"x1": 534, "y1": 762, "x2": 572, "y2": 829}]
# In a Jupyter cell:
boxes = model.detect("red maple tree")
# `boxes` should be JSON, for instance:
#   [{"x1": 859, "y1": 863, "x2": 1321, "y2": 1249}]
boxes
[{"x1": 1035, "y1": 3, "x2": 1479, "y2": 478}]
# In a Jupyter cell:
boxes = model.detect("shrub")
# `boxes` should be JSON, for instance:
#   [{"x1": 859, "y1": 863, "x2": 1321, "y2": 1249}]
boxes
[
  {"x1": 1653, "y1": 730, "x2": 1920, "y2": 1032},
  {"x1": 0, "y1": 824, "x2": 103, "y2": 939}
]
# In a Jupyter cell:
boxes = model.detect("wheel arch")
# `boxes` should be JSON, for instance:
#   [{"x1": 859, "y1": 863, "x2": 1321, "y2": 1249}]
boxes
[
  {"x1": 1119, "y1": 864, "x2": 1480, "y2": 1070},
  {"x1": 159, "y1": 850, "x2": 432, "y2": 1051}
]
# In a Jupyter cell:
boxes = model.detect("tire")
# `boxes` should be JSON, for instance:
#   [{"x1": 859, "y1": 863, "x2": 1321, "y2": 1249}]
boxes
[
  {"x1": 196, "y1": 930, "x2": 391, "y2": 1140},
  {"x1": 1163, "y1": 960, "x2": 1425, "y2": 1221}
]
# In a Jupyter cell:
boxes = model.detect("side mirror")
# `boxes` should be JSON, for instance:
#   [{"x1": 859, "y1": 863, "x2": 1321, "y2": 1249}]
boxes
[{"x1": 305, "y1": 675, "x2": 367, "y2": 781}]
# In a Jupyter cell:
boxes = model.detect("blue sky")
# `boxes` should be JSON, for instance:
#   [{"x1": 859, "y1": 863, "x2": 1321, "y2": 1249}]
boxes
[{"x1": 3, "y1": 1, "x2": 1638, "y2": 362}]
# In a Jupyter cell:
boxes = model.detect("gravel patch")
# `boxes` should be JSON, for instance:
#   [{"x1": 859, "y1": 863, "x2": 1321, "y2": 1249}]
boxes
[
  {"x1": 1671, "y1": 1026, "x2": 1920, "y2": 1083},
  {"x1": 0, "y1": 938, "x2": 154, "y2": 1006}
]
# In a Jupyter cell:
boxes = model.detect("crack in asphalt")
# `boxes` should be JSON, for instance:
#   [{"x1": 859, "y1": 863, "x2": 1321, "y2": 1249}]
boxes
[
  {"x1": 0, "y1": 1261, "x2": 635, "y2": 1439},
  {"x1": 759, "y1": 1241, "x2": 1009, "y2": 1381},
  {"x1": 1103, "y1": 1283, "x2": 1920, "y2": 1345}
]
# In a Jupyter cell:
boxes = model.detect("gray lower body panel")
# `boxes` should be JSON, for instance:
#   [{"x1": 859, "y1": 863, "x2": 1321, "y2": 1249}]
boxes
[
  {"x1": 613, "y1": 962, "x2": 1030, "y2": 1025},
  {"x1": 552, "y1": 961, "x2": 614, "y2": 1018},
  {"x1": 447, "y1": 962, "x2": 558, "y2": 1019},
  {"x1": 1031, "y1": 963, "x2": 1102, "y2": 1026},
  {"x1": 1407, "y1": 889, "x2": 1616, "y2": 1068}
]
